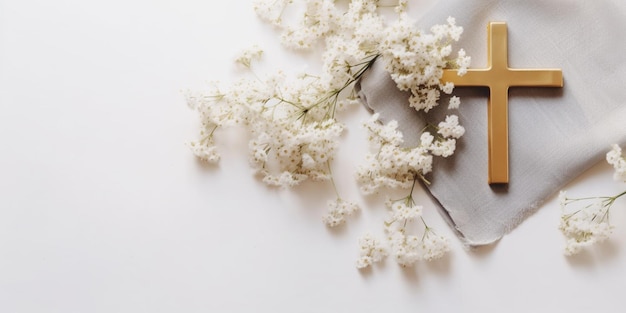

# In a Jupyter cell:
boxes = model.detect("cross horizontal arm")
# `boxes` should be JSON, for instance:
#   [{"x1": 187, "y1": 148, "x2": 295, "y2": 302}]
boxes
[
  {"x1": 508, "y1": 69, "x2": 563, "y2": 87},
  {"x1": 441, "y1": 69, "x2": 493, "y2": 87},
  {"x1": 442, "y1": 68, "x2": 563, "y2": 88}
]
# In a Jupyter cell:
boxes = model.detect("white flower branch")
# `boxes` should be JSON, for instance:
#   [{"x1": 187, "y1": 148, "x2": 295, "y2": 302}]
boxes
[
  {"x1": 559, "y1": 144, "x2": 626, "y2": 255},
  {"x1": 187, "y1": 0, "x2": 470, "y2": 269}
]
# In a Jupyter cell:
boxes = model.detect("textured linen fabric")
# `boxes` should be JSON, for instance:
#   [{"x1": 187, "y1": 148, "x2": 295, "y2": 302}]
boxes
[{"x1": 356, "y1": 0, "x2": 626, "y2": 246}]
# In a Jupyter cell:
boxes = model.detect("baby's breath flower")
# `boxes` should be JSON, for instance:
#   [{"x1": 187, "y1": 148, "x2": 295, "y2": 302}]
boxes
[
  {"x1": 559, "y1": 196, "x2": 614, "y2": 256},
  {"x1": 252, "y1": 0, "x2": 291, "y2": 26},
  {"x1": 428, "y1": 138, "x2": 457, "y2": 157},
  {"x1": 375, "y1": 178, "x2": 451, "y2": 267},
  {"x1": 385, "y1": 192, "x2": 423, "y2": 223},
  {"x1": 390, "y1": 200, "x2": 423, "y2": 221},
  {"x1": 280, "y1": 0, "x2": 339, "y2": 50},
  {"x1": 323, "y1": 198, "x2": 360, "y2": 227},
  {"x1": 558, "y1": 144, "x2": 626, "y2": 255},
  {"x1": 437, "y1": 115, "x2": 465, "y2": 139},
  {"x1": 607, "y1": 144, "x2": 626, "y2": 182},
  {"x1": 448, "y1": 96, "x2": 461, "y2": 109},
  {"x1": 455, "y1": 49, "x2": 471, "y2": 76},
  {"x1": 378, "y1": 15, "x2": 467, "y2": 115},
  {"x1": 384, "y1": 223, "x2": 450, "y2": 266},
  {"x1": 440, "y1": 82, "x2": 455, "y2": 95},
  {"x1": 418, "y1": 227, "x2": 450, "y2": 261},
  {"x1": 431, "y1": 16, "x2": 463, "y2": 42},
  {"x1": 355, "y1": 233, "x2": 388, "y2": 269},
  {"x1": 234, "y1": 45, "x2": 264, "y2": 68},
  {"x1": 188, "y1": 139, "x2": 220, "y2": 163},
  {"x1": 356, "y1": 114, "x2": 438, "y2": 194}
]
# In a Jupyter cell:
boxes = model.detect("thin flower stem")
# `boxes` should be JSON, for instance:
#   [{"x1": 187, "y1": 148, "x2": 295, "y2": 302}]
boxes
[
  {"x1": 566, "y1": 189, "x2": 626, "y2": 204},
  {"x1": 566, "y1": 195, "x2": 612, "y2": 202},
  {"x1": 613, "y1": 190, "x2": 626, "y2": 200},
  {"x1": 208, "y1": 124, "x2": 219, "y2": 137},
  {"x1": 200, "y1": 124, "x2": 219, "y2": 144},
  {"x1": 326, "y1": 160, "x2": 340, "y2": 199},
  {"x1": 420, "y1": 216, "x2": 432, "y2": 241},
  {"x1": 305, "y1": 55, "x2": 378, "y2": 121},
  {"x1": 409, "y1": 175, "x2": 418, "y2": 195}
]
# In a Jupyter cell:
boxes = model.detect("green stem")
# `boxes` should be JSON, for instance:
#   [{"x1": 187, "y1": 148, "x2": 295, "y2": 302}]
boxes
[
  {"x1": 409, "y1": 175, "x2": 418, "y2": 195},
  {"x1": 613, "y1": 190, "x2": 626, "y2": 200},
  {"x1": 420, "y1": 216, "x2": 432, "y2": 241},
  {"x1": 327, "y1": 160, "x2": 340, "y2": 199},
  {"x1": 200, "y1": 124, "x2": 219, "y2": 144}
]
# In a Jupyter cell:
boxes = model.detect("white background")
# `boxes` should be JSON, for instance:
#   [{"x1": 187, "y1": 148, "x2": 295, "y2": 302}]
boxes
[{"x1": 1, "y1": 1, "x2": 625, "y2": 312}]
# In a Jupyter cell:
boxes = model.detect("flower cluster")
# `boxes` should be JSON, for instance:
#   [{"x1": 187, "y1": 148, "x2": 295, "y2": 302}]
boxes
[
  {"x1": 558, "y1": 144, "x2": 626, "y2": 255},
  {"x1": 356, "y1": 233, "x2": 389, "y2": 269},
  {"x1": 355, "y1": 186, "x2": 450, "y2": 269},
  {"x1": 383, "y1": 182, "x2": 451, "y2": 264},
  {"x1": 188, "y1": 0, "x2": 469, "y2": 268},
  {"x1": 607, "y1": 144, "x2": 626, "y2": 183},
  {"x1": 558, "y1": 191, "x2": 614, "y2": 256},
  {"x1": 379, "y1": 16, "x2": 469, "y2": 112},
  {"x1": 254, "y1": 0, "x2": 389, "y2": 51},
  {"x1": 356, "y1": 112, "x2": 463, "y2": 195},
  {"x1": 323, "y1": 198, "x2": 360, "y2": 227},
  {"x1": 352, "y1": 113, "x2": 454, "y2": 267}
]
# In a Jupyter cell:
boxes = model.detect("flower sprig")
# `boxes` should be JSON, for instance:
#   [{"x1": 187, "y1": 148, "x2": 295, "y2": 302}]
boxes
[
  {"x1": 558, "y1": 144, "x2": 626, "y2": 255},
  {"x1": 383, "y1": 178, "x2": 450, "y2": 265},
  {"x1": 187, "y1": 0, "x2": 470, "y2": 268},
  {"x1": 356, "y1": 177, "x2": 450, "y2": 269}
]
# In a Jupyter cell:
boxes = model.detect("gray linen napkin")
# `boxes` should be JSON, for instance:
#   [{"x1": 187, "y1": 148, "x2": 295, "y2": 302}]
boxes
[{"x1": 356, "y1": 0, "x2": 626, "y2": 246}]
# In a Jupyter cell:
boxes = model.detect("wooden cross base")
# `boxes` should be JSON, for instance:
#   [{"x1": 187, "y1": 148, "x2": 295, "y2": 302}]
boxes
[{"x1": 441, "y1": 22, "x2": 563, "y2": 184}]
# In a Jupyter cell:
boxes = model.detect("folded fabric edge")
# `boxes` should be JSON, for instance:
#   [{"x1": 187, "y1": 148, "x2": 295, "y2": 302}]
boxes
[{"x1": 418, "y1": 180, "x2": 481, "y2": 247}]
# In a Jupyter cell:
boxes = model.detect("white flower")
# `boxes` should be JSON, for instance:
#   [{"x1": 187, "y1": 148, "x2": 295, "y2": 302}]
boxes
[
  {"x1": 418, "y1": 228, "x2": 451, "y2": 261},
  {"x1": 377, "y1": 15, "x2": 465, "y2": 115},
  {"x1": 262, "y1": 171, "x2": 307, "y2": 187},
  {"x1": 234, "y1": 45, "x2": 264, "y2": 68},
  {"x1": 188, "y1": 139, "x2": 220, "y2": 163},
  {"x1": 380, "y1": 192, "x2": 451, "y2": 266},
  {"x1": 429, "y1": 138, "x2": 457, "y2": 157},
  {"x1": 362, "y1": 113, "x2": 404, "y2": 148},
  {"x1": 392, "y1": 235, "x2": 421, "y2": 266},
  {"x1": 384, "y1": 224, "x2": 450, "y2": 266},
  {"x1": 252, "y1": 0, "x2": 290, "y2": 26},
  {"x1": 389, "y1": 199, "x2": 422, "y2": 222},
  {"x1": 323, "y1": 198, "x2": 360, "y2": 227},
  {"x1": 607, "y1": 144, "x2": 626, "y2": 182},
  {"x1": 437, "y1": 115, "x2": 465, "y2": 139},
  {"x1": 356, "y1": 114, "x2": 445, "y2": 194},
  {"x1": 455, "y1": 49, "x2": 471, "y2": 76},
  {"x1": 440, "y1": 81, "x2": 454, "y2": 94},
  {"x1": 419, "y1": 132, "x2": 434, "y2": 147},
  {"x1": 280, "y1": 0, "x2": 339, "y2": 50},
  {"x1": 448, "y1": 96, "x2": 461, "y2": 109},
  {"x1": 408, "y1": 87, "x2": 441, "y2": 113},
  {"x1": 559, "y1": 194, "x2": 615, "y2": 256},
  {"x1": 355, "y1": 233, "x2": 388, "y2": 269},
  {"x1": 558, "y1": 145, "x2": 626, "y2": 256}
]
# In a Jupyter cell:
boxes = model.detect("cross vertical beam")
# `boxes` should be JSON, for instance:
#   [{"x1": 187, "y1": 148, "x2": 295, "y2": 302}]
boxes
[{"x1": 441, "y1": 22, "x2": 563, "y2": 184}]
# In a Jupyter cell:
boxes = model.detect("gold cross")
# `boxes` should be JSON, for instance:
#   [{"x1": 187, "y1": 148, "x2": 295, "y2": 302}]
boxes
[{"x1": 441, "y1": 22, "x2": 563, "y2": 184}]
